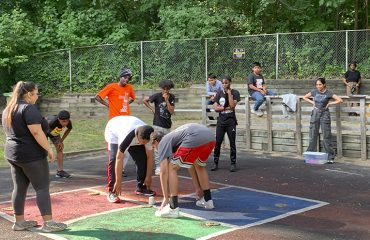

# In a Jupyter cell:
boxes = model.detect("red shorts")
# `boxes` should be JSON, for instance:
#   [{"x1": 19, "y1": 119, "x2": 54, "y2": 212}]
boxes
[{"x1": 171, "y1": 141, "x2": 216, "y2": 168}]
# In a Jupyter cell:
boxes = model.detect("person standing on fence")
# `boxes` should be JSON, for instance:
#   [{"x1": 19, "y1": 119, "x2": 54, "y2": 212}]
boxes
[
  {"x1": 2, "y1": 81, "x2": 67, "y2": 232},
  {"x1": 105, "y1": 116, "x2": 156, "y2": 203},
  {"x1": 151, "y1": 123, "x2": 215, "y2": 218},
  {"x1": 143, "y1": 80, "x2": 175, "y2": 176},
  {"x1": 247, "y1": 62, "x2": 276, "y2": 117},
  {"x1": 45, "y1": 110, "x2": 72, "y2": 179},
  {"x1": 303, "y1": 77, "x2": 343, "y2": 163},
  {"x1": 95, "y1": 68, "x2": 136, "y2": 177},
  {"x1": 205, "y1": 74, "x2": 222, "y2": 121},
  {"x1": 211, "y1": 75, "x2": 240, "y2": 172},
  {"x1": 343, "y1": 61, "x2": 361, "y2": 116}
]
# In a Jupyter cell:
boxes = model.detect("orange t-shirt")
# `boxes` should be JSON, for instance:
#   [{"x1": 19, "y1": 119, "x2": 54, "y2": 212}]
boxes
[{"x1": 97, "y1": 83, "x2": 136, "y2": 120}]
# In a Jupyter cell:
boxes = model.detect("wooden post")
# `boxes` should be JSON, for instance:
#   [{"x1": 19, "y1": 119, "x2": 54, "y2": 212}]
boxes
[
  {"x1": 335, "y1": 104, "x2": 343, "y2": 158},
  {"x1": 359, "y1": 97, "x2": 367, "y2": 160},
  {"x1": 296, "y1": 97, "x2": 302, "y2": 155},
  {"x1": 201, "y1": 96, "x2": 207, "y2": 125},
  {"x1": 266, "y1": 96, "x2": 272, "y2": 152},
  {"x1": 245, "y1": 96, "x2": 251, "y2": 149}
]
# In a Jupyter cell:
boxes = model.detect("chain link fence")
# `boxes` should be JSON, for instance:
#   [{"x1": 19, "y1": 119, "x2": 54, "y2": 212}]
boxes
[{"x1": 15, "y1": 29, "x2": 370, "y2": 95}]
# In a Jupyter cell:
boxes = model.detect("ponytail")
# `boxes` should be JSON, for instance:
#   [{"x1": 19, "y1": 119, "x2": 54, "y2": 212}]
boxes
[{"x1": 4, "y1": 81, "x2": 37, "y2": 128}]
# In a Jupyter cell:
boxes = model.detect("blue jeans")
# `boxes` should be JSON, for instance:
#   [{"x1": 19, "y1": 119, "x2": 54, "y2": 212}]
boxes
[{"x1": 251, "y1": 90, "x2": 276, "y2": 111}]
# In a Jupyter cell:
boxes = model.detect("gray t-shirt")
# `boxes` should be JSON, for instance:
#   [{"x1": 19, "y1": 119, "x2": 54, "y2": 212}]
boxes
[
  {"x1": 157, "y1": 123, "x2": 214, "y2": 162},
  {"x1": 311, "y1": 89, "x2": 334, "y2": 110}
]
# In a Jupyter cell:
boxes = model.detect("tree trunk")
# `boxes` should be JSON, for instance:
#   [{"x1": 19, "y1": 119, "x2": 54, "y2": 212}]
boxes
[{"x1": 355, "y1": 0, "x2": 359, "y2": 29}]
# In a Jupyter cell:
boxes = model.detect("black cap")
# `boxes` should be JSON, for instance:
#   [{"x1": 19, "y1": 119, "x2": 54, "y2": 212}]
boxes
[{"x1": 58, "y1": 110, "x2": 70, "y2": 120}]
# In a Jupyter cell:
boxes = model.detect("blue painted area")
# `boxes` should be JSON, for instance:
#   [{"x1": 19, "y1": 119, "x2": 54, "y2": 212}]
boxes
[{"x1": 180, "y1": 187, "x2": 325, "y2": 227}]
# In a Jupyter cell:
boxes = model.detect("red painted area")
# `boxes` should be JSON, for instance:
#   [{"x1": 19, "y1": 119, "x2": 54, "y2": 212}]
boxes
[{"x1": 0, "y1": 190, "x2": 137, "y2": 223}]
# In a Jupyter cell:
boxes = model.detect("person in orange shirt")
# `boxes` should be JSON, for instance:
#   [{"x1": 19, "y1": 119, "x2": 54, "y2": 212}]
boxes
[
  {"x1": 95, "y1": 68, "x2": 136, "y2": 120},
  {"x1": 95, "y1": 68, "x2": 136, "y2": 178}
]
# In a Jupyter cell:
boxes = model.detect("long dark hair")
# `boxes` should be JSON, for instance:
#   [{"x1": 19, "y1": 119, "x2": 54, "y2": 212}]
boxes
[{"x1": 4, "y1": 81, "x2": 37, "y2": 128}]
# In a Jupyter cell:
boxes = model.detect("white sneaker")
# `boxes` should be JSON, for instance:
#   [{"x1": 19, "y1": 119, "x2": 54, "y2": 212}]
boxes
[
  {"x1": 155, "y1": 204, "x2": 179, "y2": 218},
  {"x1": 41, "y1": 220, "x2": 67, "y2": 233},
  {"x1": 251, "y1": 109, "x2": 264, "y2": 117},
  {"x1": 259, "y1": 102, "x2": 266, "y2": 111},
  {"x1": 12, "y1": 220, "x2": 38, "y2": 231},
  {"x1": 154, "y1": 167, "x2": 160, "y2": 176},
  {"x1": 196, "y1": 197, "x2": 215, "y2": 209}
]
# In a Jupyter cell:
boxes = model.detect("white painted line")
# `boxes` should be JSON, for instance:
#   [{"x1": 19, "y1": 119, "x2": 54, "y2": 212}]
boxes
[{"x1": 325, "y1": 169, "x2": 364, "y2": 176}]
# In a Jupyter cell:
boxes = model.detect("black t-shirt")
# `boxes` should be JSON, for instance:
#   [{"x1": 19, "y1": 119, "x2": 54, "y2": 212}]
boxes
[
  {"x1": 45, "y1": 115, "x2": 72, "y2": 143},
  {"x1": 149, "y1": 92, "x2": 175, "y2": 129},
  {"x1": 119, "y1": 129, "x2": 135, "y2": 153},
  {"x1": 344, "y1": 70, "x2": 361, "y2": 83},
  {"x1": 2, "y1": 101, "x2": 48, "y2": 162},
  {"x1": 247, "y1": 73, "x2": 265, "y2": 95},
  {"x1": 214, "y1": 89, "x2": 241, "y2": 126}
]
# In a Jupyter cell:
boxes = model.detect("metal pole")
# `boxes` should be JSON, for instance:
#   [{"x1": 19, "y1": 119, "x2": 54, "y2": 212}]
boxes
[
  {"x1": 68, "y1": 49, "x2": 72, "y2": 92},
  {"x1": 140, "y1": 41, "x2": 144, "y2": 86},
  {"x1": 345, "y1": 31, "x2": 348, "y2": 70},
  {"x1": 275, "y1": 34, "x2": 279, "y2": 80},
  {"x1": 205, "y1": 39, "x2": 208, "y2": 81}
]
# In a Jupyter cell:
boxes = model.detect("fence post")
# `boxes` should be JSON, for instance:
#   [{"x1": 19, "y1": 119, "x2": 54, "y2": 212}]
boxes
[
  {"x1": 360, "y1": 97, "x2": 367, "y2": 160},
  {"x1": 276, "y1": 33, "x2": 279, "y2": 80},
  {"x1": 345, "y1": 31, "x2": 348, "y2": 70},
  {"x1": 335, "y1": 104, "x2": 343, "y2": 158},
  {"x1": 140, "y1": 41, "x2": 144, "y2": 86},
  {"x1": 68, "y1": 49, "x2": 72, "y2": 92},
  {"x1": 296, "y1": 98, "x2": 302, "y2": 155},
  {"x1": 201, "y1": 96, "x2": 207, "y2": 125},
  {"x1": 245, "y1": 96, "x2": 251, "y2": 149},
  {"x1": 205, "y1": 39, "x2": 208, "y2": 81},
  {"x1": 266, "y1": 96, "x2": 272, "y2": 152}
]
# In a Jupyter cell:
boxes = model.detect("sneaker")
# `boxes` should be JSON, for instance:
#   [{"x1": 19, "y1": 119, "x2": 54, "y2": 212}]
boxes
[
  {"x1": 122, "y1": 171, "x2": 128, "y2": 177},
  {"x1": 210, "y1": 163, "x2": 218, "y2": 171},
  {"x1": 41, "y1": 220, "x2": 67, "y2": 233},
  {"x1": 56, "y1": 170, "x2": 71, "y2": 178},
  {"x1": 259, "y1": 102, "x2": 267, "y2": 111},
  {"x1": 155, "y1": 167, "x2": 160, "y2": 176},
  {"x1": 230, "y1": 164, "x2": 236, "y2": 172},
  {"x1": 251, "y1": 109, "x2": 264, "y2": 117},
  {"x1": 12, "y1": 220, "x2": 38, "y2": 231},
  {"x1": 196, "y1": 197, "x2": 215, "y2": 209},
  {"x1": 107, "y1": 192, "x2": 121, "y2": 203},
  {"x1": 155, "y1": 204, "x2": 179, "y2": 218},
  {"x1": 327, "y1": 159, "x2": 334, "y2": 164},
  {"x1": 135, "y1": 188, "x2": 156, "y2": 196}
]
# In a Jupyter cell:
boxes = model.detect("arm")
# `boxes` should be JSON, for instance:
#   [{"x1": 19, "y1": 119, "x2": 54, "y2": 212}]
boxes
[
  {"x1": 327, "y1": 94, "x2": 343, "y2": 107},
  {"x1": 226, "y1": 89, "x2": 237, "y2": 109},
  {"x1": 143, "y1": 96, "x2": 155, "y2": 113},
  {"x1": 60, "y1": 128, "x2": 71, "y2": 142},
  {"x1": 144, "y1": 147, "x2": 154, "y2": 189},
  {"x1": 95, "y1": 95, "x2": 109, "y2": 108},
  {"x1": 165, "y1": 96, "x2": 175, "y2": 114},
  {"x1": 302, "y1": 92, "x2": 314, "y2": 106},
  {"x1": 213, "y1": 101, "x2": 225, "y2": 112},
  {"x1": 113, "y1": 150, "x2": 125, "y2": 195},
  {"x1": 28, "y1": 124, "x2": 54, "y2": 162},
  {"x1": 205, "y1": 82, "x2": 214, "y2": 96}
]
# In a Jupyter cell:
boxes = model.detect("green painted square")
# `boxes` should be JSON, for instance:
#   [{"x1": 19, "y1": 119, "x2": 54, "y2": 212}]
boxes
[{"x1": 56, "y1": 206, "x2": 230, "y2": 240}]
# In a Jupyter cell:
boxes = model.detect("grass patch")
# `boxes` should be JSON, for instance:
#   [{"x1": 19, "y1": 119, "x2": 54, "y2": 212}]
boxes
[{"x1": 0, "y1": 113, "x2": 202, "y2": 168}]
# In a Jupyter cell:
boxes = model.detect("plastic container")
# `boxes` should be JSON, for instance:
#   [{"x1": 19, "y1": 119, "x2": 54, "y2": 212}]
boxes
[{"x1": 303, "y1": 151, "x2": 328, "y2": 164}]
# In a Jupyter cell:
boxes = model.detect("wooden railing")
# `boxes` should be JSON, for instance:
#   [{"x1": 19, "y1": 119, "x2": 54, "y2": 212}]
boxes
[{"x1": 202, "y1": 95, "x2": 370, "y2": 161}]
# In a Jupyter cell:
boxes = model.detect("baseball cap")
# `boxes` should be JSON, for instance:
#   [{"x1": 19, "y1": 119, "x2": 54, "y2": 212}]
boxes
[{"x1": 119, "y1": 68, "x2": 132, "y2": 77}]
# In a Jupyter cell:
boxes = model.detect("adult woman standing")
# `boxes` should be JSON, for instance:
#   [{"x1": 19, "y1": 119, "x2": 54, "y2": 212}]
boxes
[
  {"x1": 2, "y1": 81, "x2": 67, "y2": 232},
  {"x1": 303, "y1": 77, "x2": 343, "y2": 163}
]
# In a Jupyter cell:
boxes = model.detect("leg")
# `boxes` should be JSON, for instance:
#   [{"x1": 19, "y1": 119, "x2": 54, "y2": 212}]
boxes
[
  {"x1": 128, "y1": 145, "x2": 147, "y2": 190},
  {"x1": 307, "y1": 109, "x2": 320, "y2": 152},
  {"x1": 56, "y1": 147, "x2": 63, "y2": 171},
  {"x1": 194, "y1": 164, "x2": 214, "y2": 209},
  {"x1": 212, "y1": 125, "x2": 226, "y2": 169},
  {"x1": 251, "y1": 91, "x2": 265, "y2": 111},
  {"x1": 107, "y1": 143, "x2": 118, "y2": 193},
  {"x1": 187, "y1": 167, "x2": 203, "y2": 199},
  {"x1": 321, "y1": 110, "x2": 335, "y2": 160},
  {"x1": 225, "y1": 124, "x2": 237, "y2": 165}
]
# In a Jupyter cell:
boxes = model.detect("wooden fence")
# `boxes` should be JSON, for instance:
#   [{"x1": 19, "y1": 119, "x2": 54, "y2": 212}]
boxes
[{"x1": 202, "y1": 95, "x2": 370, "y2": 161}]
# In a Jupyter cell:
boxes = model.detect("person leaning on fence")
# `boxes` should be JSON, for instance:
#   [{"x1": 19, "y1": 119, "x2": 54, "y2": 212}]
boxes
[
  {"x1": 1, "y1": 81, "x2": 67, "y2": 232},
  {"x1": 152, "y1": 123, "x2": 216, "y2": 218},
  {"x1": 343, "y1": 61, "x2": 361, "y2": 116},
  {"x1": 95, "y1": 68, "x2": 136, "y2": 177},
  {"x1": 247, "y1": 62, "x2": 276, "y2": 117},
  {"x1": 211, "y1": 75, "x2": 240, "y2": 172},
  {"x1": 105, "y1": 116, "x2": 156, "y2": 204},
  {"x1": 143, "y1": 80, "x2": 175, "y2": 176},
  {"x1": 303, "y1": 77, "x2": 343, "y2": 163},
  {"x1": 205, "y1": 74, "x2": 222, "y2": 120},
  {"x1": 45, "y1": 110, "x2": 72, "y2": 178}
]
